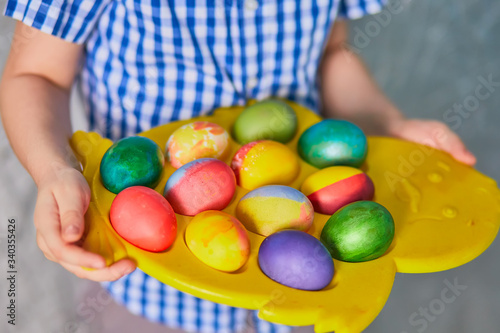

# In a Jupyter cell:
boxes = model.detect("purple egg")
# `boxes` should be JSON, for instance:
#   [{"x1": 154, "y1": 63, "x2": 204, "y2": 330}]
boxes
[{"x1": 258, "y1": 230, "x2": 334, "y2": 291}]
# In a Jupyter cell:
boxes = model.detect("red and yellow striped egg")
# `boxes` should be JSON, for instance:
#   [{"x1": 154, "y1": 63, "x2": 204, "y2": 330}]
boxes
[{"x1": 300, "y1": 166, "x2": 375, "y2": 215}]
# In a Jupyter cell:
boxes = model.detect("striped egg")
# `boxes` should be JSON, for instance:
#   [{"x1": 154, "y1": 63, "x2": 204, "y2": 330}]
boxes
[
  {"x1": 235, "y1": 185, "x2": 314, "y2": 236},
  {"x1": 301, "y1": 166, "x2": 374, "y2": 215},
  {"x1": 166, "y1": 121, "x2": 230, "y2": 168},
  {"x1": 163, "y1": 158, "x2": 236, "y2": 216},
  {"x1": 231, "y1": 140, "x2": 300, "y2": 190},
  {"x1": 186, "y1": 211, "x2": 250, "y2": 272}
]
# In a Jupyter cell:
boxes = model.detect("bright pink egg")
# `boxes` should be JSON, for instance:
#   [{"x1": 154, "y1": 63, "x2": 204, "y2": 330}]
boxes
[
  {"x1": 163, "y1": 158, "x2": 236, "y2": 216},
  {"x1": 109, "y1": 186, "x2": 177, "y2": 252}
]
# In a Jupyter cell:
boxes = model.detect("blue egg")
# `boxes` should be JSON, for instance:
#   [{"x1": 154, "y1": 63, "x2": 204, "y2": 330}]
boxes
[
  {"x1": 100, "y1": 136, "x2": 165, "y2": 194},
  {"x1": 297, "y1": 119, "x2": 368, "y2": 168},
  {"x1": 258, "y1": 230, "x2": 334, "y2": 291}
]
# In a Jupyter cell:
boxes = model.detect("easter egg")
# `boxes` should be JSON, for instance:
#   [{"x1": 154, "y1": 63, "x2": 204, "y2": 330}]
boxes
[
  {"x1": 100, "y1": 136, "x2": 164, "y2": 194},
  {"x1": 258, "y1": 230, "x2": 334, "y2": 291},
  {"x1": 320, "y1": 201, "x2": 395, "y2": 262},
  {"x1": 301, "y1": 166, "x2": 374, "y2": 215},
  {"x1": 186, "y1": 210, "x2": 250, "y2": 272},
  {"x1": 163, "y1": 158, "x2": 236, "y2": 216},
  {"x1": 235, "y1": 185, "x2": 314, "y2": 236},
  {"x1": 298, "y1": 119, "x2": 368, "y2": 168},
  {"x1": 231, "y1": 140, "x2": 300, "y2": 190},
  {"x1": 109, "y1": 186, "x2": 177, "y2": 252},
  {"x1": 166, "y1": 121, "x2": 230, "y2": 168},
  {"x1": 232, "y1": 99, "x2": 298, "y2": 144}
]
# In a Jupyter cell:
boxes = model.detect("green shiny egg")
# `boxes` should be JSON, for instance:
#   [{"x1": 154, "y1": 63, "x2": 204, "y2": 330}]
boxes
[
  {"x1": 100, "y1": 136, "x2": 165, "y2": 194},
  {"x1": 320, "y1": 201, "x2": 395, "y2": 262},
  {"x1": 232, "y1": 99, "x2": 298, "y2": 144}
]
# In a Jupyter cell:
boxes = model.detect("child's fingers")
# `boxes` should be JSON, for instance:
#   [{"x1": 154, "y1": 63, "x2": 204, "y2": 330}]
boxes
[
  {"x1": 59, "y1": 259, "x2": 137, "y2": 282},
  {"x1": 36, "y1": 232, "x2": 57, "y2": 262},
  {"x1": 434, "y1": 126, "x2": 477, "y2": 166},
  {"x1": 42, "y1": 224, "x2": 106, "y2": 268},
  {"x1": 54, "y1": 183, "x2": 90, "y2": 243},
  {"x1": 34, "y1": 194, "x2": 106, "y2": 269}
]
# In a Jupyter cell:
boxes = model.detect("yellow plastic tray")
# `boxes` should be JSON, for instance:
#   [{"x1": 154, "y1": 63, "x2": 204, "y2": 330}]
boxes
[{"x1": 70, "y1": 101, "x2": 500, "y2": 333}]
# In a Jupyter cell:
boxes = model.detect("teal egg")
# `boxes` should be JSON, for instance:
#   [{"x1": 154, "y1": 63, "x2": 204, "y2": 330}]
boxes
[
  {"x1": 232, "y1": 99, "x2": 298, "y2": 144},
  {"x1": 297, "y1": 119, "x2": 367, "y2": 168},
  {"x1": 100, "y1": 136, "x2": 165, "y2": 194},
  {"x1": 320, "y1": 201, "x2": 395, "y2": 262}
]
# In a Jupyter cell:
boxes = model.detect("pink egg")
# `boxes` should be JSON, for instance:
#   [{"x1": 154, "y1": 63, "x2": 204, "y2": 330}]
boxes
[{"x1": 163, "y1": 158, "x2": 236, "y2": 216}]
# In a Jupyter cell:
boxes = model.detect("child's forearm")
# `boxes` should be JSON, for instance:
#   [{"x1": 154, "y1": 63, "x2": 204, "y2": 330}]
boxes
[
  {"x1": 319, "y1": 45, "x2": 405, "y2": 135},
  {"x1": 318, "y1": 22, "x2": 476, "y2": 165},
  {"x1": 0, "y1": 73, "x2": 78, "y2": 186},
  {"x1": 318, "y1": 21, "x2": 405, "y2": 135}
]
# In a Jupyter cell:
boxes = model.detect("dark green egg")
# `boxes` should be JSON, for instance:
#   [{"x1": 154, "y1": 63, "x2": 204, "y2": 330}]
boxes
[
  {"x1": 298, "y1": 119, "x2": 367, "y2": 168},
  {"x1": 100, "y1": 136, "x2": 165, "y2": 194},
  {"x1": 232, "y1": 99, "x2": 298, "y2": 144},
  {"x1": 320, "y1": 201, "x2": 395, "y2": 262}
]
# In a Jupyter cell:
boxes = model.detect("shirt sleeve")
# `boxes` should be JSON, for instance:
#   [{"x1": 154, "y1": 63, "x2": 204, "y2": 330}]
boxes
[
  {"x1": 338, "y1": 0, "x2": 388, "y2": 20},
  {"x1": 3, "y1": 0, "x2": 112, "y2": 44}
]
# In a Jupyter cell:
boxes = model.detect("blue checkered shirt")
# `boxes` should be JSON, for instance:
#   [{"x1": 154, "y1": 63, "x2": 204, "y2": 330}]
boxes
[{"x1": 4, "y1": 0, "x2": 385, "y2": 331}]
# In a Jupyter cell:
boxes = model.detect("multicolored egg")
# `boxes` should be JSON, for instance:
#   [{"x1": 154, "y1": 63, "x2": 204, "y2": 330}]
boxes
[
  {"x1": 100, "y1": 136, "x2": 164, "y2": 194},
  {"x1": 232, "y1": 99, "x2": 298, "y2": 144},
  {"x1": 109, "y1": 186, "x2": 177, "y2": 252},
  {"x1": 186, "y1": 210, "x2": 250, "y2": 272},
  {"x1": 298, "y1": 119, "x2": 368, "y2": 169},
  {"x1": 166, "y1": 121, "x2": 230, "y2": 168},
  {"x1": 258, "y1": 230, "x2": 334, "y2": 291},
  {"x1": 163, "y1": 158, "x2": 236, "y2": 216},
  {"x1": 235, "y1": 185, "x2": 314, "y2": 236},
  {"x1": 231, "y1": 140, "x2": 300, "y2": 190},
  {"x1": 301, "y1": 166, "x2": 374, "y2": 215},
  {"x1": 320, "y1": 201, "x2": 395, "y2": 262}
]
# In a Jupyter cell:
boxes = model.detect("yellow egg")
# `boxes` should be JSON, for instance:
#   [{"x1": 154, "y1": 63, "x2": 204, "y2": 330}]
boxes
[
  {"x1": 185, "y1": 211, "x2": 250, "y2": 272},
  {"x1": 231, "y1": 140, "x2": 300, "y2": 190}
]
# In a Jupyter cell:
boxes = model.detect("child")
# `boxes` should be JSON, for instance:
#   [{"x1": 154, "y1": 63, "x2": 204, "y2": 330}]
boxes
[{"x1": 0, "y1": 0, "x2": 476, "y2": 332}]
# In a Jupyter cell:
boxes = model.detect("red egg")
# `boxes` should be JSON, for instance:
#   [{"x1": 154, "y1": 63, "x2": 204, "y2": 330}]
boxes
[{"x1": 110, "y1": 186, "x2": 177, "y2": 252}]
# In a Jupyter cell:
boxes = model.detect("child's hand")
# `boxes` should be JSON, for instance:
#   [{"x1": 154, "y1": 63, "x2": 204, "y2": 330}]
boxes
[
  {"x1": 34, "y1": 163, "x2": 136, "y2": 281},
  {"x1": 388, "y1": 119, "x2": 477, "y2": 166}
]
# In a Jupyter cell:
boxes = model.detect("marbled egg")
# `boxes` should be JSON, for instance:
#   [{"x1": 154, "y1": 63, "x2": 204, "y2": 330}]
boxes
[
  {"x1": 109, "y1": 186, "x2": 177, "y2": 252},
  {"x1": 100, "y1": 136, "x2": 164, "y2": 194},
  {"x1": 258, "y1": 230, "x2": 334, "y2": 291},
  {"x1": 166, "y1": 121, "x2": 230, "y2": 168},
  {"x1": 301, "y1": 166, "x2": 374, "y2": 215},
  {"x1": 186, "y1": 210, "x2": 250, "y2": 272},
  {"x1": 235, "y1": 185, "x2": 314, "y2": 236},
  {"x1": 320, "y1": 201, "x2": 395, "y2": 262},
  {"x1": 163, "y1": 158, "x2": 236, "y2": 216},
  {"x1": 232, "y1": 99, "x2": 298, "y2": 144},
  {"x1": 231, "y1": 140, "x2": 300, "y2": 190},
  {"x1": 298, "y1": 119, "x2": 368, "y2": 168}
]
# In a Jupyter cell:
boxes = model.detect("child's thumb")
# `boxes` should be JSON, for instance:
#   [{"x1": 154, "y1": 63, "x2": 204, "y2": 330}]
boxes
[{"x1": 57, "y1": 191, "x2": 89, "y2": 243}]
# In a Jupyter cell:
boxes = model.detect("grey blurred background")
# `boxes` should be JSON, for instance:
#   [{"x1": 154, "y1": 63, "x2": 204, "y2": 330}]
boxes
[{"x1": 0, "y1": 0, "x2": 499, "y2": 332}]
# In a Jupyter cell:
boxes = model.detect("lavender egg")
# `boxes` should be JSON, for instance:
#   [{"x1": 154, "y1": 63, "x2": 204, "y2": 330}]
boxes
[{"x1": 258, "y1": 230, "x2": 334, "y2": 291}]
